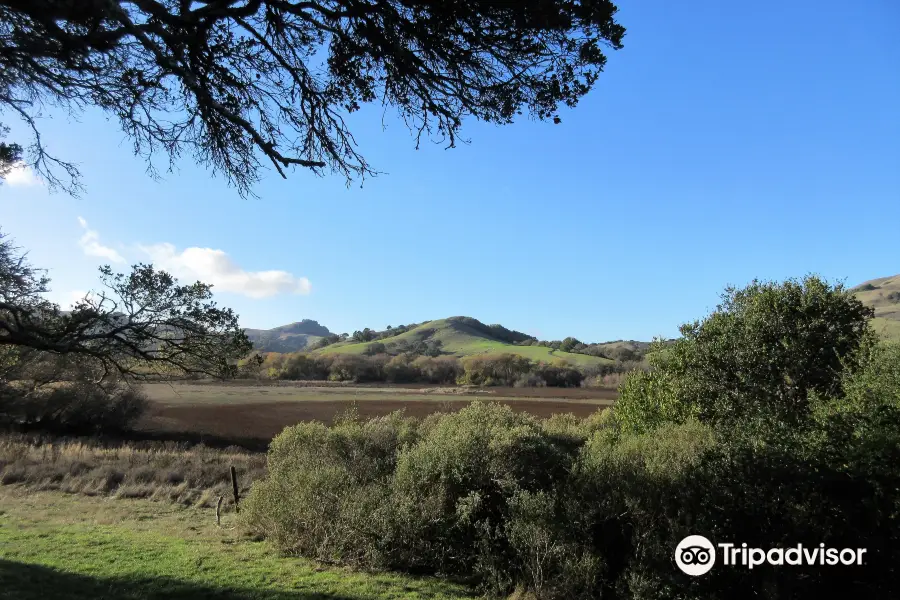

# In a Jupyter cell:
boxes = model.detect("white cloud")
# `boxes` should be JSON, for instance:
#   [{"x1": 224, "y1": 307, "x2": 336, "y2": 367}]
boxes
[
  {"x1": 4, "y1": 163, "x2": 40, "y2": 187},
  {"x1": 77, "y1": 216, "x2": 126, "y2": 263},
  {"x1": 139, "y1": 243, "x2": 311, "y2": 299},
  {"x1": 69, "y1": 219, "x2": 310, "y2": 300}
]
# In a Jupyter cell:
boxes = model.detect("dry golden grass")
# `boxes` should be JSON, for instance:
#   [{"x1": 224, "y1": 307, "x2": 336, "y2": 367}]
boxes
[{"x1": 0, "y1": 433, "x2": 266, "y2": 509}]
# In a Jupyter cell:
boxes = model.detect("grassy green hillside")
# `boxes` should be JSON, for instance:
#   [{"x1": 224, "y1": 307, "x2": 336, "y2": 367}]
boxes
[
  {"x1": 315, "y1": 317, "x2": 613, "y2": 367},
  {"x1": 852, "y1": 274, "x2": 900, "y2": 342},
  {"x1": 244, "y1": 320, "x2": 330, "y2": 352},
  {"x1": 250, "y1": 274, "x2": 898, "y2": 361}
]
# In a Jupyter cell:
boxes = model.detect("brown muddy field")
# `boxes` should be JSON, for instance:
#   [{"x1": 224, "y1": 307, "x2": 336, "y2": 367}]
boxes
[{"x1": 136, "y1": 382, "x2": 616, "y2": 448}]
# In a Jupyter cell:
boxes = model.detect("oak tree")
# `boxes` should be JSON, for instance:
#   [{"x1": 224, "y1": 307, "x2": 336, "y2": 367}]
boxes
[
  {"x1": 0, "y1": 231, "x2": 252, "y2": 382},
  {"x1": 0, "y1": 0, "x2": 626, "y2": 195}
]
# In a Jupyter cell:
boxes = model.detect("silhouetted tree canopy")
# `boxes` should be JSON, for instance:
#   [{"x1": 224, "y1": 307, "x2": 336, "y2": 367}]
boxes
[
  {"x1": 0, "y1": 0, "x2": 625, "y2": 195},
  {"x1": 0, "y1": 231, "x2": 252, "y2": 381}
]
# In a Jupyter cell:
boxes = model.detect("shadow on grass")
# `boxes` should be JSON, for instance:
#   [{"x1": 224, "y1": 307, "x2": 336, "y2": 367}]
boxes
[
  {"x1": 0, "y1": 558, "x2": 357, "y2": 600},
  {"x1": 122, "y1": 428, "x2": 272, "y2": 452}
]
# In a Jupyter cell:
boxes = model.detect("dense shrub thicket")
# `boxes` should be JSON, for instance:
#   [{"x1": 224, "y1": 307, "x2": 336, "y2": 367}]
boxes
[
  {"x1": 2, "y1": 346, "x2": 150, "y2": 435},
  {"x1": 244, "y1": 277, "x2": 900, "y2": 598},
  {"x1": 243, "y1": 351, "x2": 597, "y2": 388},
  {"x1": 0, "y1": 379, "x2": 148, "y2": 435},
  {"x1": 245, "y1": 396, "x2": 900, "y2": 598}
]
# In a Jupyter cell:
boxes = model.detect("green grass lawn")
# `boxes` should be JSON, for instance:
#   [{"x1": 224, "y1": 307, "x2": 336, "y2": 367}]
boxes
[
  {"x1": 0, "y1": 486, "x2": 473, "y2": 600},
  {"x1": 318, "y1": 318, "x2": 611, "y2": 367}
]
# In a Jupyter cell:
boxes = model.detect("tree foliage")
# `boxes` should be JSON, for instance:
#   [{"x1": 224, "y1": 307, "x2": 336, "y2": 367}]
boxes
[
  {"x1": 0, "y1": 124, "x2": 23, "y2": 181},
  {"x1": 0, "y1": 0, "x2": 625, "y2": 195},
  {"x1": 615, "y1": 276, "x2": 877, "y2": 432},
  {"x1": 1, "y1": 231, "x2": 252, "y2": 382}
]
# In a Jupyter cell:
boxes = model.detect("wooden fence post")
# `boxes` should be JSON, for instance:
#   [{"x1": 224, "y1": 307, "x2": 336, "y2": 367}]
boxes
[
  {"x1": 230, "y1": 466, "x2": 240, "y2": 513},
  {"x1": 216, "y1": 495, "x2": 223, "y2": 526}
]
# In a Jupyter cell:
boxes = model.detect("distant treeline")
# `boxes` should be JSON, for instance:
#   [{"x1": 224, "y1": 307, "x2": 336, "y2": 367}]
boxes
[{"x1": 239, "y1": 351, "x2": 645, "y2": 388}]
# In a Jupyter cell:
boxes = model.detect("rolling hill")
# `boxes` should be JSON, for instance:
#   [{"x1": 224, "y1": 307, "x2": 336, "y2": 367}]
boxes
[
  {"x1": 313, "y1": 316, "x2": 614, "y2": 367},
  {"x1": 245, "y1": 274, "x2": 899, "y2": 358},
  {"x1": 851, "y1": 274, "x2": 900, "y2": 341},
  {"x1": 244, "y1": 320, "x2": 330, "y2": 353}
]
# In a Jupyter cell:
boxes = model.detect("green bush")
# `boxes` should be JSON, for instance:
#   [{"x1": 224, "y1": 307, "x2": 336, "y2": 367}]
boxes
[
  {"x1": 363, "y1": 342, "x2": 387, "y2": 356},
  {"x1": 616, "y1": 276, "x2": 876, "y2": 433},
  {"x1": 243, "y1": 397, "x2": 900, "y2": 598},
  {"x1": 242, "y1": 411, "x2": 418, "y2": 564},
  {"x1": 670, "y1": 426, "x2": 899, "y2": 599},
  {"x1": 280, "y1": 353, "x2": 330, "y2": 379},
  {"x1": 386, "y1": 402, "x2": 579, "y2": 585},
  {"x1": 258, "y1": 349, "x2": 593, "y2": 387}
]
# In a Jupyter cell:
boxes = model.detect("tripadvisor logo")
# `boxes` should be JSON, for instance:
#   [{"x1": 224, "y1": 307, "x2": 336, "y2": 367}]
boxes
[
  {"x1": 675, "y1": 535, "x2": 716, "y2": 576},
  {"x1": 675, "y1": 535, "x2": 867, "y2": 576}
]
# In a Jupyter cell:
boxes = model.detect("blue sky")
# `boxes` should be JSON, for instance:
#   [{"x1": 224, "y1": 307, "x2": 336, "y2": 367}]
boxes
[{"x1": 2, "y1": 0, "x2": 898, "y2": 343}]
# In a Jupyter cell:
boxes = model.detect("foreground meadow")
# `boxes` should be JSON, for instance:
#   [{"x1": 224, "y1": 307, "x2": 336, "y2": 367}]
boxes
[{"x1": 0, "y1": 486, "x2": 473, "y2": 600}]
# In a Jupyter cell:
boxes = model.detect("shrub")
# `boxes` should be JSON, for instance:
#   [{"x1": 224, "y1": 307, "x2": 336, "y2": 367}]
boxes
[
  {"x1": 386, "y1": 402, "x2": 579, "y2": 587},
  {"x1": 459, "y1": 353, "x2": 533, "y2": 386},
  {"x1": 326, "y1": 353, "x2": 388, "y2": 382},
  {"x1": 242, "y1": 411, "x2": 418, "y2": 564},
  {"x1": 363, "y1": 342, "x2": 387, "y2": 356},
  {"x1": 240, "y1": 277, "x2": 900, "y2": 598},
  {"x1": 242, "y1": 397, "x2": 900, "y2": 598},
  {"x1": 412, "y1": 355, "x2": 462, "y2": 384},
  {"x1": 383, "y1": 353, "x2": 421, "y2": 383},
  {"x1": 582, "y1": 372, "x2": 629, "y2": 388},
  {"x1": 534, "y1": 361, "x2": 584, "y2": 387},
  {"x1": 0, "y1": 382, "x2": 148, "y2": 434},
  {"x1": 559, "y1": 337, "x2": 582, "y2": 353},
  {"x1": 280, "y1": 353, "x2": 330, "y2": 380},
  {"x1": 668, "y1": 427, "x2": 900, "y2": 599},
  {"x1": 615, "y1": 276, "x2": 876, "y2": 433}
]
